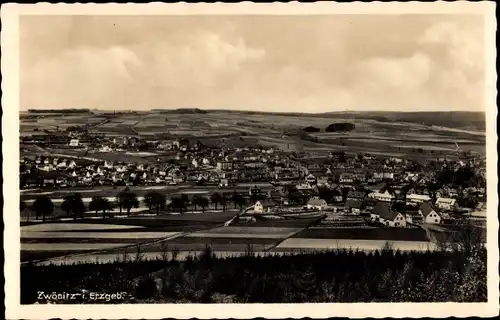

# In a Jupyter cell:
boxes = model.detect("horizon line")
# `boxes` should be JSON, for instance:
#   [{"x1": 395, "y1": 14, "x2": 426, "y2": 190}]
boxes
[{"x1": 20, "y1": 108, "x2": 486, "y2": 114}]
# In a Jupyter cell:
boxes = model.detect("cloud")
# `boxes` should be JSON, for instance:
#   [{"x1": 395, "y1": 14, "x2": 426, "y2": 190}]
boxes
[
  {"x1": 20, "y1": 15, "x2": 485, "y2": 112},
  {"x1": 21, "y1": 30, "x2": 266, "y2": 109}
]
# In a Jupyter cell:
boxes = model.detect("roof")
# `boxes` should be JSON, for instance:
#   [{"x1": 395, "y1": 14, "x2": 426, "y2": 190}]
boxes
[
  {"x1": 419, "y1": 201, "x2": 438, "y2": 217},
  {"x1": 436, "y1": 197, "x2": 456, "y2": 204},
  {"x1": 308, "y1": 198, "x2": 327, "y2": 206},
  {"x1": 254, "y1": 200, "x2": 275, "y2": 207},
  {"x1": 372, "y1": 201, "x2": 399, "y2": 221},
  {"x1": 407, "y1": 194, "x2": 431, "y2": 200},
  {"x1": 347, "y1": 190, "x2": 366, "y2": 199}
]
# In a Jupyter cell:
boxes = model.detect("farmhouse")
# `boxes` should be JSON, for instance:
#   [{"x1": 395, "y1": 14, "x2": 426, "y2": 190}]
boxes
[
  {"x1": 370, "y1": 202, "x2": 406, "y2": 228},
  {"x1": 69, "y1": 139, "x2": 80, "y2": 147},
  {"x1": 435, "y1": 197, "x2": 457, "y2": 211},
  {"x1": 306, "y1": 197, "x2": 328, "y2": 210},
  {"x1": 339, "y1": 173, "x2": 354, "y2": 184},
  {"x1": 253, "y1": 200, "x2": 274, "y2": 214},
  {"x1": 305, "y1": 174, "x2": 317, "y2": 185},
  {"x1": 345, "y1": 198, "x2": 364, "y2": 215},
  {"x1": 418, "y1": 202, "x2": 442, "y2": 224},
  {"x1": 369, "y1": 190, "x2": 395, "y2": 202}
]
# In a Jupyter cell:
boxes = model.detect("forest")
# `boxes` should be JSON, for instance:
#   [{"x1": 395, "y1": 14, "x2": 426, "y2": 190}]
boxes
[
  {"x1": 22, "y1": 235, "x2": 486, "y2": 304},
  {"x1": 325, "y1": 123, "x2": 356, "y2": 132}
]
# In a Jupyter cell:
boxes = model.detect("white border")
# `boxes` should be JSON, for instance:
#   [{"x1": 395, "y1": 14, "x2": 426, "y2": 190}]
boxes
[{"x1": 2, "y1": 2, "x2": 498, "y2": 319}]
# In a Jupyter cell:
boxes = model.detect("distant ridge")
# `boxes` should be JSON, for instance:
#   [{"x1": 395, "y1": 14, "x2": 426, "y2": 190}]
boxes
[
  {"x1": 25, "y1": 107, "x2": 486, "y2": 130},
  {"x1": 150, "y1": 108, "x2": 208, "y2": 114}
]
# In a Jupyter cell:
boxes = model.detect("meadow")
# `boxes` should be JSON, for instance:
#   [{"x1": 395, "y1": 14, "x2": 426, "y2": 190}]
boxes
[{"x1": 20, "y1": 110, "x2": 486, "y2": 161}]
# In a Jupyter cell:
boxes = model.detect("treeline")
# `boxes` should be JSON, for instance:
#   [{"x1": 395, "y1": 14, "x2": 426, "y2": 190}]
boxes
[
  {"x1": 20, "y1": 189, "x2": 258, "y2": 221},
  {"x1": 301, "y1": 123, "x2": 356, "y2": 133},
  {"x1": 152, "y1": 108, "x2": 208, "y2": 114},
  {"x1": 28, "y1": 109, "x2": 91, "y2": 114},
  {"x1": 326, "y1": 123, "x2": 355, "y2": 132},
  {"x1": 21, "y1": 242, "x2": 486, "y2": 304}
]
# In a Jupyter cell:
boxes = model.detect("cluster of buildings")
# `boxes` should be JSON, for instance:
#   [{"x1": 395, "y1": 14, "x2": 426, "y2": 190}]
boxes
[{"x1": 20, "y1": 133, "x2": 486, "y2": 228}]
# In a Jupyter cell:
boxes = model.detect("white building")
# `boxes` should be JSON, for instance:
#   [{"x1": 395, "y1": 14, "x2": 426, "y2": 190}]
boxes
[
  {"x1": 306, "y1": 197, "x2": 328, "y2": 210},
  {"x1": 419, "y1": 202, "x2": 442, "y2": 224},
  {"x1": 69, "y1": 139, "x2": 80, "y2": 147},
  {"x1": 406, "y1": 194, "x2": 431, "y2": 206},
  {"x1": 254, "y1": 201, "x2": 265, "y2": 214},
  {"x1": 369, "y1": 190, "x2": 395, "y2": 202},
  {"x1": 192, "y1": 159, "x2": 199, "y2": 168},
  {"x1": 370, "y1": 202, "x2": 406, "y2": 228}
]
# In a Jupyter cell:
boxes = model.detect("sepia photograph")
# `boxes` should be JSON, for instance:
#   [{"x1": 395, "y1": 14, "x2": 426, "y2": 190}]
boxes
[{"x1": 2, "y1": 2, "x2": 498, "y2": 319}]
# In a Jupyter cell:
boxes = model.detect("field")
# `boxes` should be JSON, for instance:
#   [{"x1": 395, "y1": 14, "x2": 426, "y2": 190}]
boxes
[
  {"x1": 19, "y1": 110, "x2": 485, "y2": 264},
  {"x1": 20, "y1": 110, "x2": 486, "y2": 161},
  {"x1": 21, "y1": 203, "x2": 441, "y2": 265}
]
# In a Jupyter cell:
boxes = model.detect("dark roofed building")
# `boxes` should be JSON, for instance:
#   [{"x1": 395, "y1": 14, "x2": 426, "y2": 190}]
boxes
[
  {"x1": 346, "y1": 190, "x2": 367, "y2": 201},
  {"x1": 370, "y1": 201, "x2": 407, "y2": 227},
  {"x1": 345, "y1": 199, "x2": 364, "y2": 214},
  {"x1": 418, "y1": 201, "x2": 442, "y2": 224}
]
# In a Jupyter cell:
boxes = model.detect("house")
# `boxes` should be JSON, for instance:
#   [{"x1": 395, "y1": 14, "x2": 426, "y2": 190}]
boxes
[
  {"x1": 217, "y1": 161, "x2": 233, "y2": 171},
  {"x1": 305, "y1": 174, "x2": 317, "y2": 185},
  {"x1": 436, "y1": 185, "x2": 452, "y2": 198},
  {"x1": 418, "y1": 202, "x2": 442, "y2": 224},
  {"x1": 56, "y1": 160, "x2": 67, "y2": 168},
  {"x1": 69, "y1": 139, "x2": 80, "y2": 147},
  {"x1": 435, "y1": 197, "x2": 457, "y2": 211},
  {"x1": 253, "y1": 200, "x2": 274, "y2": 214},
  {"x1": 68, "y1": 160, "x2": 77, "y2": 169},
  {"x1": 346, "y1": 190, "x2": 367, "y2": 202},
  {"x1": 317, "y1": 177, "x2": 331, "y2": 187},
  {"x1": 219, "y1": 178, "x2": 229, "y2": 187},
  {"x1": 370, "y1": 202, "x2": 406, "y2": 228},
  {"x1": 345, "y1": 198, "x2": 364, "y2": 215},
  {"x1": 344, "y1": 190, "x2": 367, "y2": 214},
  {"x1": 339, "y1": 173, "x2": 354, "y2": 184},
  {"x1": 369, "y1": 190, "x2": 395, "y2": 202},
  {"x1": 306, "y1": 197, "x2": 328, "y2": 210},
  {"x1": 192, "y1": 158, "x2": 199, "y2": 168},
  {"x1": 406, "y1": 194, "x2": 431, "y2": 206}
]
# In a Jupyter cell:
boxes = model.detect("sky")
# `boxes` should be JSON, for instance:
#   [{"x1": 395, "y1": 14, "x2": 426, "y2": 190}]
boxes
[{"x1": 20, "y1": 14, "x2": 485, "y2": 112}]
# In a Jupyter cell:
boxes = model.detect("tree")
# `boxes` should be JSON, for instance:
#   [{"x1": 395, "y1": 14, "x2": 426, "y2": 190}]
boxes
[
  {"x1": 89, "y1": 196, "x2": 101, "y2": 216},
  {"x1": 153, "y1": 193, "x2": 167, "y2": 215},
  {"x1": 89, "y1": 196, "x2": 113, "y2": 218},
  {"x1": 198, "y1": 197, "x2": 209, "y2": 213},
  {"x1": 144, "y1": 191, "x2": 165, "y2": 215},
  {"x1": 426, "y1": 181, "x2": 441, "y2": 202},
  {"x1": 61, "y1": 193, "x2": 85, "y2": 219},
  {"x1": 31, "y1": 196, "x2": 54, "y2": 221},
  {"x1": 233, "y1": 193, "x2": 247, "y2": 210},
  {"x1": 170, "y1": 197, "x2": 187, "y2": 214},
  {"x1": 249, "y1": 192, "x2": 260, "y2": 205},
  {"x1": 231, "y1": 191, "x2": 242, "y2": 209},
  {"x1": 143, "y1": 191, "x2": 156, "y2": 214},
  {"x1": 210, "y1": 192, "x2": 222, "y2": 210},
  {"x1": 219, "y1": 193, "x2": 229, "y2": 211},
  {"x1": 116, "y1": 188, "x2": 136, "y2": 215},
  {"x1": 117, "y1": 190, "x2": 139, "y2": 216},
  {"x1": 181, "y1": 194, "x2": 190, "y2": 210},
  {"x1": 192, "y1": 195, "x2": 201, "y2": 212},
  {"x1": 63, "y1": 193, "x2": 85, "y2": 220},
  {"x1": 61, "y1": 197, "x2": 73, "y2": 217}
]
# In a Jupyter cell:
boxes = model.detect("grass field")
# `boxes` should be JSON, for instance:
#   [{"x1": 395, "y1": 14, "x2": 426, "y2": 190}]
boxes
[{"x1": 20, "y1": 110, "x2": 486, "y2": 160}]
